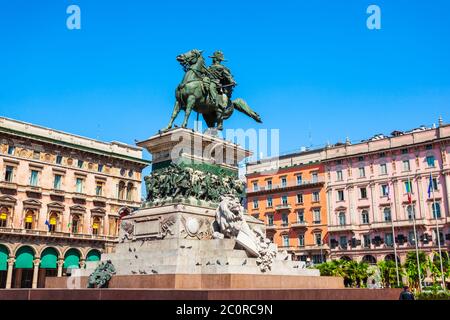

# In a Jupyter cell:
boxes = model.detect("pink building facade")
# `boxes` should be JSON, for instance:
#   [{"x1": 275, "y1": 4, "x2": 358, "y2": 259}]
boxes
[{"x1": 324, "y1": 123, "x2": 450, "y2": 264}]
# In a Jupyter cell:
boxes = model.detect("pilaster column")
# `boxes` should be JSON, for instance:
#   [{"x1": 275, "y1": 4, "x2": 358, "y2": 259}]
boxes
[
  {"x1": 416, "y1": 177, "x2": 426, "y2": 219},
  {"x1": 348, "y1": 186, "x2": 355, "y2": 225},
  {"x1": 57, "y1": 259, "x2": 64, "y2": 277},
  {"x1": 392, "y1": 179, "x2": 400, "y2": 221},
  {"x1": 5, "y1": 257, "x2": 15, "y2": 289},
  {"x1": 369, "y1": 183, "x2": 376, "y2": 222},
  {"x1": 32, "y1": 258, "x2": 40, "y2": 289}
]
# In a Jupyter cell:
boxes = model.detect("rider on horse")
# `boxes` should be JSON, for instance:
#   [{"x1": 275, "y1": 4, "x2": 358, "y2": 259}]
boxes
[{"x1": 207, "y1": 51, "x2": 236, "y2": 111}]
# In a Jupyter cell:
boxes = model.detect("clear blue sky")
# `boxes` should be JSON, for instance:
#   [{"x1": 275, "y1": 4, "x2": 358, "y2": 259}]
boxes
[{"x1": 1, "y1": 0, "x2": 450, "y2": 161}]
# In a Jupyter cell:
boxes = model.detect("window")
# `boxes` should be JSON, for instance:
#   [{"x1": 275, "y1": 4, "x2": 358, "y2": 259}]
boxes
[
  {"x1": 267, "y1": 180, "x2": 272, "y2": 190},
  {"x1": 336, "y1": 160, "x2": 342, "y2": 165},
  {"x1": 314, "y1": 233, "x2": 322, "y2": 245},
  {"x1": 282, "y1": 235, "x2": 289, "y2": 247},
  {"x1": 267, "y1": 196, "x2": 273, "y2": 207},
  {"x1": 384, "y1": 208, "x2": 392, "y2": 222},
  {"x1": 53, "y1": 175, "x2": 62, "y2": 190},
  {"x1": 296, "y1": 193, "x2": 303, "y2": 204},
  {"x1": 426, "y1": 144, "x2": 433, "y2": 150},
  {"x1": 296, "y1": 175, "x2": 303, "y2": 185},
  {"x1": 431, "y1": 178, "x2": 438, "y2": 191},
  {"x1": 281, "y1": 213, "x2": 289, "y2": 226},
  {"x1": 29, "y1": 170, "x2": 39, "y2": 186},
  {"x1": 96, "y1": 182, "x2": 103, "y2": 196},
  {"x1": 56, "y1": 155, "x2": 63, "y2": 165},
  {"x1": 363, "y1": 234, "x2": 371, "y2": 248},
  {"x1": 432, "y1": 203, "x2": 441, "y2": 219},
  {"x1": 92, "y1": 217, "x2": 101, "y2": 235},
  {"x1": 267, "y1": 214, "x2": 274, "y2": 226},
  {"x1": 297, "y1": 210, "x2": 304, "y2": 223},
  {"x1": 406, "y1": 205, "x2": 415, "y2": 220},
  {"x1": 24, "y1": 210, "x2": 34, "y2": 230},
  {"x1": 426, "y1": 155, "x2": 435, "y2": 168},
  {"x1": 48, "y1": 213, "x2": 58, "y2": 232},
  {"x1": 336, "y1": 170, "x2": 343, "y2": 181},
  {"x1": 126, "y1": 183, "x2": 134, "y2": 201},
  {"x1": 361, "y1": 210, "x2": 369, "y2": 224},
  {"x1": 337, "y1": 190, "x2": 344, "y2": 201},
  {"x1": 253, "y1": 199, "x2": 258, "y2": 209},
  {"x1": 408, "y1": 231, "x2": 416, "y2": 245},
  {"x1": 379, "y1": 152, "x2": 386, "y2": 158},
  {"x1": 71, "y1": 215, "x2": 80, "y2": 234},
  {"x1": 76, "y1": 178, "x2": 84, "y2": 193},
  {"x1": 98, "y1": 164, "x2": 104, "y2": 173},
  {"x1": 252, "y1": 181, "x2": 258, "y2": 191},
  {"x1": 433, "y1": 230, "x2": 444, "y2": 245},
  {"x1": 380, "y1": 163, "x2": 387, "y2": 175},
  {"x1": 312, "y1": 191, "x2": 320, "y2": 202},
  {"x1": 4, "y1": 166, "x2": 14, "y2": 182},
  {"x1": 7, "y1": 146, "x2": 15, "y2": 155},
  {"x1": 281, "y1": 177, "x2": 287, "y2": 187},
  {"x1": 0, "y1": 207, "x2": 8, "y2": 228},
  {"x1": 404, "y1": 181, "x2": 413, "y2": 194},
  {"x1": 280, "y1": 195, "x2": 287, "y2": 206},
  {"x1": 385, "y1": 233, "x2": 394, "y2": 247},
  {"x1": 298, "y1": 234, "x2": 305, "y2": 247},
  {"x1": 313, "y1": 209, "x2": 321, "y2": 223},
  {"x1": 381, "y1": 184, "x2": 389, "y2": 197},
  {"x1": 128, "y1": 170, "x2": 134, "y2": 178},
  {"x1": 360, "y1": 187, "x2": 367, "y2": 199},
  {"x1": 402, "y1": 160, "x2": 410, "y2": 171},
  {"x1": 118, "y1": 181, "x2": 126, "y2": 199},
  {"x1": 338, "y1": 212, "x2": 346, "y2": 226},
  {"x1": 311, "y1": 172, "x2": 318, "y2": 183},
  {"x1": 358, "y1": 156, "x2": 364, "y2": 162},
  {"x1": 359, "y1": 167, "x2": 365, "y2": 178},
  {"x1": 339, "y1": 236, "x2": 347, "y2": 248},
  {"x1": 77, "y1": 160, "x2": 84, "y2": 169}
]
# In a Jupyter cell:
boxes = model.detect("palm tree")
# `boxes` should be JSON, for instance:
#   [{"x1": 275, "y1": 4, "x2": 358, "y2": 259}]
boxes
[
  {"x1": 404, "y1": 251, "x2": 427, "y2": 290},
  {"x1": 378, "y1": 260, "x2": 401, "y2": 288}
]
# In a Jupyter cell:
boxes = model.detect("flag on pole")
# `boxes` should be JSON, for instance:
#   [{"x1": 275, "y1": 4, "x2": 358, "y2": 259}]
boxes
[
  {"x1": 44, "y1": 220, "x2": 51, "y2": 231},
  {"x1": 427, "y1": 174, "x2": 433, "y2": 199},
  {"x1": 406, "y1": 179, "x2": 412, "y2": 204},
  {"x1": 67, "y1": 222, "x2": 72, "y2": 229}
]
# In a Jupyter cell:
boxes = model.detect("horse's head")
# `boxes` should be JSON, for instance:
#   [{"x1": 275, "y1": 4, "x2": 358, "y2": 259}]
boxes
[{"x1": 176, "y1": 49, "x2": 204, "y2": 67}]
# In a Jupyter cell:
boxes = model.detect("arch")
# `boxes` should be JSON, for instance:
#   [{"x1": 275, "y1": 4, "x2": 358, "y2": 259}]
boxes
[
  {"x1": 63, "y1": 248, "x2": 81, "y2": 269},
  {"x1": 40, "y1": 247, "x2": 58, "y2": 269},
  {"x1": 361, "y1": 255, "x2": 377, "y2": 265},
  {"x1": 14, "y1": 246, "x2": 35, "y2": 269},
  {"x1": 86, "y1": 249, "x2": 101, "y2": 262},
  {"x1": 384, "y1": 254, "x2": 400, "y2": 263},
  {"x1": 0, "y1": 244, "x2": 9, "y2": 271},
  {"x1": 340, "y1": 256, "x2": 352, "y2": 261}
]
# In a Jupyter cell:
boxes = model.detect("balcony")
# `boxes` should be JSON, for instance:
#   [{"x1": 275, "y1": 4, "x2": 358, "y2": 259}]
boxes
[
  {"x1": 371, "y1": 219, "x2": 427, "y2": 230},
  {"x1": 276, "y1": 204, "x2": 291, "y2": 211},
  {"x1": 328, "y1": 224, "x2": 356, "y2": 232},
  {"x1": 266, "y1": 225, "x2": 277, "y2": 231},
  {"x1": 304, "y1": 244, "x2": 330, "y2": 251},
  {"x1": 291, "y1": 221, "x2": 308, "y2": 229},
  {"x1": 72, "y1": 193, "x2": 87, "y2": 201},
  {"x1": 0, "y1": 181, "x2": 18, "y2": 191},
  {"x1": 246, "y1": 178, "x2": 325, "y2": 195},
  {"x1": 0, "y1": 227, "x2": 117, "y2": 242},
  {"x1": 26, "y1": 186, "x2": 42, "y2": 194}
]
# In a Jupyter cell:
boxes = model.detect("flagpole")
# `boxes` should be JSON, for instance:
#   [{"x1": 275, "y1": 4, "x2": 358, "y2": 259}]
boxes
[
  {"x1": 388, "y1": 180, "x2": 400, "y2": 287},
  {"x1": 409, "y1": 176, "x2": 423, "y2": 292},
  {"x1": 430, "y1": 175, "x2": 445, "y2": 289}
]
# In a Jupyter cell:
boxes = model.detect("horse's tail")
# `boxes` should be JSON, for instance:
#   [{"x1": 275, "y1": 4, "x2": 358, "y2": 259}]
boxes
[{"x1": 232, "y1": 98, "x2": 262, "y2": 123}]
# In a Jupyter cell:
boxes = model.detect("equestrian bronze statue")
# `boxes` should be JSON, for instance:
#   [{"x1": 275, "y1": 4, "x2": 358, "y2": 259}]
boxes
[{"x1": 163, "y1": 49, "x2": 262, "y2": 131}]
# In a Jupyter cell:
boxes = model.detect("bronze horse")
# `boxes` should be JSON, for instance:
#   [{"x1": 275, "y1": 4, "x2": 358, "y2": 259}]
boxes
[{"x1": 163, "y1": 49, "x2": 262, "y2": 131}]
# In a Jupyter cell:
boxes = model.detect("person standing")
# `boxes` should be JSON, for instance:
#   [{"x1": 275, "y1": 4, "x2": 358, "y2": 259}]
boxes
[{"x1": 399, "y1": 286, "x2": 415, "y2": 300}]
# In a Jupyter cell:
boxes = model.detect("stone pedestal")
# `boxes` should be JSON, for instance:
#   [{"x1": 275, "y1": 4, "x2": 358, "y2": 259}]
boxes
[{"x1": 72, "y1": 129, "x2": 325, "y2": 289}]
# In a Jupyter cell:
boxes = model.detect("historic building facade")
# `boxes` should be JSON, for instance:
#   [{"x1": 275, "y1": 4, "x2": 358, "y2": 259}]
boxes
[
  {"x1": 323, "y1": 122, "x2": 450, "y2": 264},
  {"x1": 0, "y1": 117, "x2": 148, "y2": 288},
  {"x1": 246, "y1": 148, "x2": 329, "y2": 263}
]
